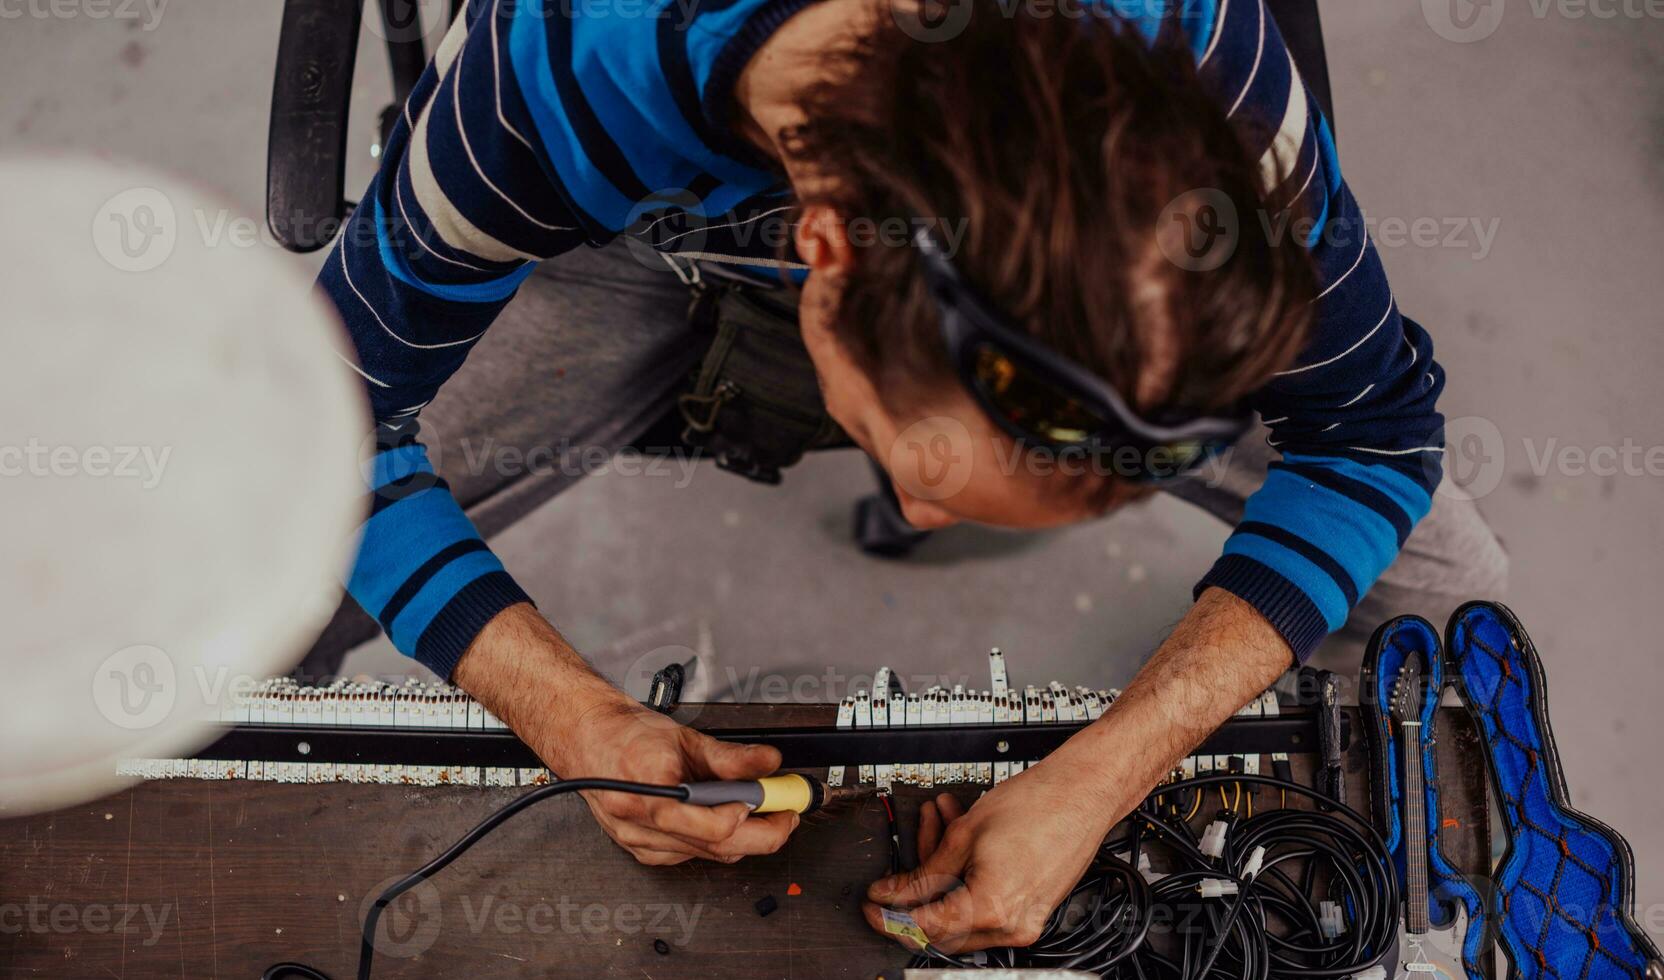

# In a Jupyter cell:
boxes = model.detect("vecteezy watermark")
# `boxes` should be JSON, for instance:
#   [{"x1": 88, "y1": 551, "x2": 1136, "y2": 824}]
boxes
[
  {"x1": 361, "y1": 881, "x2": 705, "y2": 960},
  {"x1": 1437, "y1": 415, "x2": 1664, "y2": 501},
  {"x1": 720, "y1": 666, "x2": 977, "y2": 704},
  {"x1": 1438, "y1": 416, "x2": 1508, "y2": 501},
  {"x1": 360, "y1": 421, "x2": 710, "y2": 515},
  {"x1": 887, "y1": 416, "x2": 976, "y2": 502},
  {"x1": 1421, "y1": 0, "x2": 1509, "y2": 41},
  {"x1": 92, "y1": 187, "x2": 348, "y2": 273},
  {"x1": 455, "y1": 438, "x2": 703, "y2": 489},
  {"x1": 91, "y1": 645, "x2": 178, "y2": 731},
  {"x1": 885, "y1": 0, "x2": 1200, "y2": 43},
  {"x1": 621, "y1": 186, "x2": 973, "y2": 274},
  {"x1": 1156, "y1": 188, "x2": 1502, "y2": 271},
  {"x1": 91, "y1": 647, "x2": 269, "y2": 731},
  {"x1": 362, "y1": 877, "x2": 444, "y2": 960},
  {"x1": 1262, "y1": 211, "x2": 1501, "y2": 262},
  {"x1": 0, "y1": 0, "x2": 167, "y2": 30},
  {"x1": 888, "y1": 0, "x2": 977, "y2": 43},
  {"x1": 92, "y1": 187, "x2": 177, "y2": 272},
  {"x1": 885, "y1": 415, "x2": 1237, "y2": 503},
  {"x1": 1156, "y1": 188, "x2": 1240, "y2": 273},
  {"x1": 456, "y1": 896, "x2": 704, "y2": 947},
  {"x1": 0, "y1": 439, "x2": 172, "y2": 489},
  {"x1": 988, "y1": 440, "x2": 1235, "y2": 485},
  {"x1": 488, "y1": 0, "x2": 709, "y2": 28},
  {"x1": 623, "y1": 186, "x2": 711, "y2": 274},
  {"x1": 362, "y1": 0, "x2": 450, "y2": 44},
  {"x1": 0, "y1": 899, "x2": 173, "y2": 946},
  {"x1": 1422, "y1": 0, "x2": 1664, "y2": 43}
]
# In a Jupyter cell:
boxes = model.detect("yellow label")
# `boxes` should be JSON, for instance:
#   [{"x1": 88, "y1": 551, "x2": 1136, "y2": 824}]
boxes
[{"x1": 880, "y1": 908, "x2": 930, "y2": 947}]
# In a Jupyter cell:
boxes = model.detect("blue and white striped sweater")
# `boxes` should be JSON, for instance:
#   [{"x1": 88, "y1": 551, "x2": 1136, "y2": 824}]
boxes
[{"x1": 318, "y1": 0, "x2": 1445, "y2": 676}]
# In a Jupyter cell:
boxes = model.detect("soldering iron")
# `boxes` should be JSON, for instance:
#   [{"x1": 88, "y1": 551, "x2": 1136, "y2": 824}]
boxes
[{"x1": 680, "y1": 773, "x2": 870, "y2": 814}]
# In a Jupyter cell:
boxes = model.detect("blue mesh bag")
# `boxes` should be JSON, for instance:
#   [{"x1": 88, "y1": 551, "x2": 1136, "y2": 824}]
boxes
[{"x1": 1447, "y1": 601, "x2": 1662, "y2": 980}]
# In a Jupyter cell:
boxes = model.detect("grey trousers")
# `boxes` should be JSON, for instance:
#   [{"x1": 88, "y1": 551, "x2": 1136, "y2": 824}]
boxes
[{"x1": 304, "y1": 242, "x2": 1508, "y2": 678}]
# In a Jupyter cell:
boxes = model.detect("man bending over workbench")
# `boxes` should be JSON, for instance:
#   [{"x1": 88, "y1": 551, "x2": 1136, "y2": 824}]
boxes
[{"x1": 314, "y1": 0, "x2": 1507, "y2": 953}]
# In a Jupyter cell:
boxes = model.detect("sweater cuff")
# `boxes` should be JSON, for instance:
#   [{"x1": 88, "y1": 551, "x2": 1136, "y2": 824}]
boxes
[
  {"x1": 1195, "y1": 554, "x2": 1330, "y2": 663},
  {"x1": 413, "y1": 571, "x2": 534, "y2": 679}
]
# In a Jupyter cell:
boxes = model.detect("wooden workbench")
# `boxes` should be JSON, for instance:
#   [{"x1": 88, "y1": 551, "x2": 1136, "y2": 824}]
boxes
[{"x1": 0, "y1": 705, "x2": 1493, "y2": 979}]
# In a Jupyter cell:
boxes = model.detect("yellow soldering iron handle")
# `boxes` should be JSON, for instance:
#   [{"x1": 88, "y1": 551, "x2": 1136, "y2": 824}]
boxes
[{"x1": 680, "y1": 774, "x2": 824, "y2": 814}]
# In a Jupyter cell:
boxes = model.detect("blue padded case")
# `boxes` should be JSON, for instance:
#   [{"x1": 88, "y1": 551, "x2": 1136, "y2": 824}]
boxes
[{"x1": 1447, "y1": 601, "x2": 1661, "y2": 980}]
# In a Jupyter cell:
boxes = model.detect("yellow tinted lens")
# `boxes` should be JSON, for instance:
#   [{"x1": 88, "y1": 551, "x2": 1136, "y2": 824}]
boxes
[
  {"x1": 1168, "y1": 441, "x2": 1203, "y2": 467},
  {"x1": 972, "y1": 346, "x2": 1108, "y2": 444}
]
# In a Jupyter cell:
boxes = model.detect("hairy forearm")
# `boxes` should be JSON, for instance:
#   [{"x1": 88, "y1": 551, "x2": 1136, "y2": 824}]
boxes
[
  {"x1": 1043, "y1": 587, "x2": 1295, "y2": 828},
  {"x1": 451, "y1": 602, "x2": 635, "y2": 773}
]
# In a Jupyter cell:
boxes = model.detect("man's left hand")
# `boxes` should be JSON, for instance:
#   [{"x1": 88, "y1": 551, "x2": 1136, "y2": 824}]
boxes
[
  {"x1": 859, "y1": 589, "x2": 1295, "y2": 954},
  {"x1": 860, "y1": 763, "x2": 1120, "y2": 953}
]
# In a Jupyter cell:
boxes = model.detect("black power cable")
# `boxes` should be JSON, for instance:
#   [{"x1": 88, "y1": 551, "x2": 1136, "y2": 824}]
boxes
[{"x1": 262, "y1": 778, "x2": 689, "y2": 980}]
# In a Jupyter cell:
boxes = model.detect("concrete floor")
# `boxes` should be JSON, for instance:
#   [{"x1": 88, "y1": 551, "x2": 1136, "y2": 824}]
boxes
[{"x1": 5, "y1": 0, "x2": 1663, "y2": 938}]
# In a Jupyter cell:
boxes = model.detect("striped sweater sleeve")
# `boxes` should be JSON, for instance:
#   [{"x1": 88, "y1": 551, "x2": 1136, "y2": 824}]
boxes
[
  {"x1": 318, "y1": 0, "x2": 588, "y2": 677},
  {"x1": 1187, "y1": 0, "x2": 1446, "y2": 661}
]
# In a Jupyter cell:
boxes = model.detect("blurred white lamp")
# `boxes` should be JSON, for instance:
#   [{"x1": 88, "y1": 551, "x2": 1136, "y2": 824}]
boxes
[{"x1": 0, "y1": 156, "x2": 367, "y2": 815}]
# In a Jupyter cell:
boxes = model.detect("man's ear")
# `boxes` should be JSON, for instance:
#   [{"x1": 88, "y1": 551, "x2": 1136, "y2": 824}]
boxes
[{"x1": 794, "y1": 205, "x2": 855, "y2": 276}]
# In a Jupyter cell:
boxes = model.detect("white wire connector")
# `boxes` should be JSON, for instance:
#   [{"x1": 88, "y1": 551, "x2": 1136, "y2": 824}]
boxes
[
  {"x1": 1241, "y1": 845, "x2": 1267, "y2": 880},
  {"x1": 1137, "y1": 852, "x2": 1166, "y2": 883},
  {"x1": 1319, "y1": 900, "x2": 1346, "y2": 940},
  {"x1": 1350, "y1": 967, "x2": 1386, "y2": 980},
  {"x1": 1197, "y1": 878, "x2": 1240, "y2": 899},
  {"x1": 1199, "y1": 820, "x2": 1230, "y2": 859}
]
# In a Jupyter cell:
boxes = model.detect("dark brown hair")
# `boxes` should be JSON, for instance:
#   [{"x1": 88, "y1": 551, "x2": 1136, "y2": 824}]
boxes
[{"x1": 782, "y1": 2, "x2": 1315, "y2": 428}]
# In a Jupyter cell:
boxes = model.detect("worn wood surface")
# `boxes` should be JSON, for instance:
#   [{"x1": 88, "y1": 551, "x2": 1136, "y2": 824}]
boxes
[{"x1": 0, "y1": 704, "x2": 1491, "y2": 979}]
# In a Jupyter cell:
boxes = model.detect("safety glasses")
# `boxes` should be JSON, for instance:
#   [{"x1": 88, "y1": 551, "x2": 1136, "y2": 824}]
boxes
[{"x1": 911, "y1": 227, "x2": 1250, "y2": 482}]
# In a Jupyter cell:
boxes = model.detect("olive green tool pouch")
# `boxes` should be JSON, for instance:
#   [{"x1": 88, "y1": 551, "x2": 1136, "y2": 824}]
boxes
[{"x1": 677, "y1": 281, "x2": 850, "y2": 485}]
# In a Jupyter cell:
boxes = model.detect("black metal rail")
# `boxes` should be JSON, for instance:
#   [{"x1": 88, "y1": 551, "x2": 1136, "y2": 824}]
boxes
[{"x1": 188, "y1": 712, "x2": 1341, "y2": 771}]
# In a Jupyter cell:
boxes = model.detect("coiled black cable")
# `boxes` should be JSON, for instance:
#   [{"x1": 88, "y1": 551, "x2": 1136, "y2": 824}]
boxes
[
  {"x1": 900, "y1": 772, "x2": 1398, "y2": 979},
  {"x1": 262, "y1": 779, "x2": 689, "y2": 980}
]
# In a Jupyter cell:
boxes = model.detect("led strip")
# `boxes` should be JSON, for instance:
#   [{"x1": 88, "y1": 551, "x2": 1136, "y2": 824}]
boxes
[{"x1": 117, "y1": 651, "x2": 1292, "y2": 789}]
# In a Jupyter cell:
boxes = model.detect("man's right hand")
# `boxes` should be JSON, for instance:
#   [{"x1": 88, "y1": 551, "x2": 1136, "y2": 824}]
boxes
[
  {"x1": 453, "y1": 603, "x2": 799, "y2": 865},
  {"x1": 554, "y1": 699, "x2": 799, "y2": 864}
]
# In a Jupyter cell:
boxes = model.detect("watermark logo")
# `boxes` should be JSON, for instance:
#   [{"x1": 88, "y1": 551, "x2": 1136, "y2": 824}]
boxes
[
  {"x1": 888, "y1": 0, "x2": 976, "y2": 42},
  {"x1": 457, "y1": 896, "x2": 704, "y2": 946},
  {"x1": 888, "y1": 416, "x2": 975, "y2": 502},
  {"x1": 0, "y1": 899, "x2": 173, "y2": 946},
  {"x1": 361, "y1": 416, "x2": 445, "y2": 501},
  {"x1": 93, "y1": 188, "x2": 352, "y2": 273},
  {"x1": 1156, "y1": 188, "x2": 1239, "y2": 272},
  {"x1": 361, "y1": 877, "x2": 443, "y2": 960},
  {"x1": 1425, "y1": 0, "x2": 1664, "y2": 42},
  {"x1": 455, "y1": 436, "x2": 702, "y2": 490},
  {"x1": 363, "y1": 0, "x2": 451, "y2": 45},
  {"x1": 1437, "y1": 415, "x2": 1507, "y2": 501},
  {"x1": 624, "y1": 186, "x2": 708, "y2": 274},
  {"x1": 1422, "y1": 0, "x2": 1507, "y2": 41},
  {"x1": 1160, "y1": 186, "x2": 1500, "y2": 265},
  {"x1": 0, "y1": 0, "x2": 169, "y2": 31},
  {"x1": 1431, "y1": 416, "x2": 1664, "y2": 500},
  {"x1": 92, "y1": 645, "x2": 176, "y2": 730},
  {"x1": 92, "y1": 186, "x2": 176, "y2": 273},
  {"x1": 620, "y1": 188, "x2": 970, "y2": 275},
  {"x1": 0, "y1": 439, "x2": 173, "y2": 488},
  {"x1": 1264, "y1": 211, "x2": 1500, "y2": 262},
  {"x1": 621, "y1": 644, "x2": 705, "y2": 724},
  {"x1": 720, "y1": 665, "x2": 975, "y2": 704}
]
